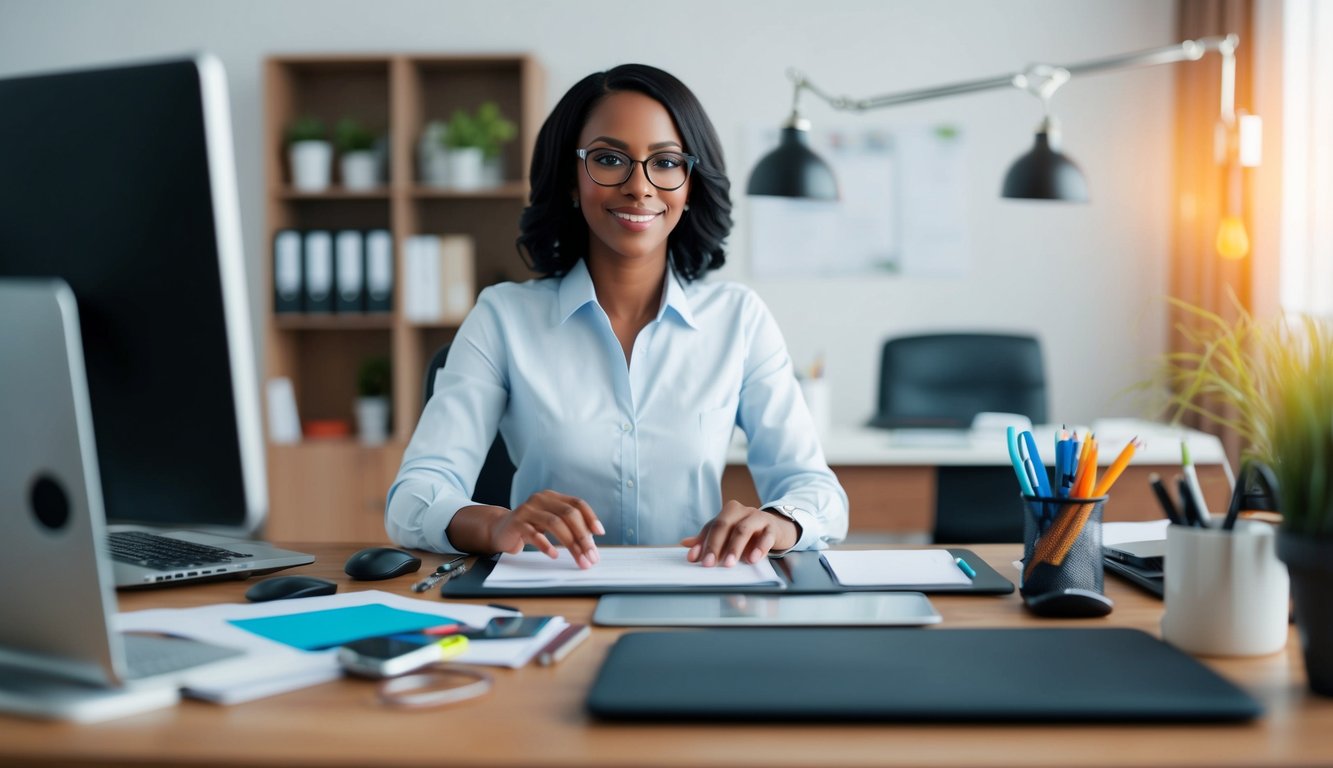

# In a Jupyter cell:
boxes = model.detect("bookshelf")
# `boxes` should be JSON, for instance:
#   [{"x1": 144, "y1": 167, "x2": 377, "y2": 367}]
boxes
[{"x1": 263, "y1": 54, "x2": 543, "y2": 541}]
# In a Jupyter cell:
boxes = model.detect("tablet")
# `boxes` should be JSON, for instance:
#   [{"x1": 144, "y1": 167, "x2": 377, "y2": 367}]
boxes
[{"x1": 592, "y1": 592, "x2": 941, "y2": 627}]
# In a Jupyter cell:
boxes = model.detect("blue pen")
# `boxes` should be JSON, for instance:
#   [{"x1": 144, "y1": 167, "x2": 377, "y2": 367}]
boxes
[
  {"x1": 1006, "y1": 426, "x2": 1035, "y2": 496},
  {"x1": 954, "y1": 557, "x2": 977, "y2": 579},
  {"x1": 1021, "y1": 431, "x2": 1053, "y2": 498}
]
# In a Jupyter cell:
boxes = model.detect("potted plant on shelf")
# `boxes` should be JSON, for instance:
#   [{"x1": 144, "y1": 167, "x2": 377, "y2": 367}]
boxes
[
  {"x1": 1159, "y1": 296, "x2": 1333, "y2": 695},
  {"x1": 441, "y1": 101, "x2": 517, "y2": 189},
  {"x1": 287, "y1": 116, "x2": 332, "y2": 192},
  {"x1": 334, "y1": 117, "x2": 379, "y2": 191},
  {"x1": 355, "y1": 356, "x2": 392, "y2": 446}
]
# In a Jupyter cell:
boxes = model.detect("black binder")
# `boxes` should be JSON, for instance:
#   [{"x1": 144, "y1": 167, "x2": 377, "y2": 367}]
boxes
[
  {"x1": 334, "y1": 229, "x2": 364, "y2": 313},
  {"x1": 302, "y1": 230, "x2": 333, "y2": 313},
  {"x1": 364, "y1": 229, "x2": 393, "y2": 313},
  {"x1": 272, "y1": 229, "x2": 302, "y2": 314},
  {"x1": 440, "y1": 548, "x2": 1013, "y2": 597}
]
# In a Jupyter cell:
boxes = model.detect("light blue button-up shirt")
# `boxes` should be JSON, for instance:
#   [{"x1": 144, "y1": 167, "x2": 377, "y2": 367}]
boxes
[{"x1": 385, "y1": 259, "x2": 848, "y2": 554}]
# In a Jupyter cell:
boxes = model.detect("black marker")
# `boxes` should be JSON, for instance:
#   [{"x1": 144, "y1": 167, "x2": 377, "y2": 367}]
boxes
[{"x1": 1148, "y1": 472, "x2": 1184, "y2": 526}]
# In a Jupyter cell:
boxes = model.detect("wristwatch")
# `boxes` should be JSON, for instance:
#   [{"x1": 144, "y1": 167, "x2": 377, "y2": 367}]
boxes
[{"x1": 763, "y1": 504, "x2": 804, "y2": 548}]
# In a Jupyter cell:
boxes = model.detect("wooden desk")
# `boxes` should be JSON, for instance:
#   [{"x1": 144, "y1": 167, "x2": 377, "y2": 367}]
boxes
[
  {"x1": 725, "y1": 421, "x2": 1232, "y2": 536},
  {"x1": 2, "y1": 543, "x2": 1329, "y2": 768}
]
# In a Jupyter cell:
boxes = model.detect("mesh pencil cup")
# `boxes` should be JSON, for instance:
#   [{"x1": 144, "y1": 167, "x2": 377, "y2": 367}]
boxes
[{"x1": 1020, "y1": 494, "x2": 1114, "y2": 618}]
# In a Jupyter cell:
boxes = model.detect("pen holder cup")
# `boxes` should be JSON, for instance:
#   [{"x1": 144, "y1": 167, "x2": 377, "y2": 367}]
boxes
[
  {"x1": 1161, "y1": 521, "x2": 1289, "y2": 657},
  {"x1": 1020, "y1": 495, "x2": 1113, "y2": 618}
]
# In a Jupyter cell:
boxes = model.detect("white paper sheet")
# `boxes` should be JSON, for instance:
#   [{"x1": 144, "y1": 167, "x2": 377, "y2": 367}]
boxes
[
  {"x1": 484, "y1": 547, "x2": 784, "y2": 588},
  {"x1": 1102, "y1": 519, "x2": 1170, "y2": 547},
  {"x1": 822, "y1": 550, "x2": 972, "y2": 587},
  {"x1": 115, "y1": 590, "x2": 559, "y2": 704}
]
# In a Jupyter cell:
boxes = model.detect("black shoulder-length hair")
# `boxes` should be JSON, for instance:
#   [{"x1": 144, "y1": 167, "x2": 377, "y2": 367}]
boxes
[{"x1": 516, "y1": 64, "x2": 732, "y2": 282}]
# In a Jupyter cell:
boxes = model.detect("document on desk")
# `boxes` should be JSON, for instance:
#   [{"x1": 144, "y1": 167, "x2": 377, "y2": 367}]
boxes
[
  {"x1": 822, "y1": 550, "x2": 972, "y2": 587},
  {"x1": 115, "y1": 591, "x2": 559, "y2": 704},
  {"x1": 484, "y1": 547, "x2": 785, "y2": 589}
]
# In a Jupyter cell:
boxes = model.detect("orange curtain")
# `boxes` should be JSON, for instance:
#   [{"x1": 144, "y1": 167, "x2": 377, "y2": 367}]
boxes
[{"x1": 1170, "y1": 0, "x2": 1256, "y2": 468}]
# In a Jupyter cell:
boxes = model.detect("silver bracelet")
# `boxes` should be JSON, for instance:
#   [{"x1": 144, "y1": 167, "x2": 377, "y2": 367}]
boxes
[{"x1": 376, "y1": 664, "x2": 493, "y2": 709}]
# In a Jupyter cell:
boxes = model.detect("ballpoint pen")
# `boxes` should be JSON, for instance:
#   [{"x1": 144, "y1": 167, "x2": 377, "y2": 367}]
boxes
[
  {"x1": 1148, "y1": 472, "x2": 1184, "y2": 525},
  {"x1": 1006, "y1": 426, "x2": 1036, "y2": 496},
  {"x1": 1181, "y1": 441, "x2": 1213, "y2": 527},
  {"x1": 1177, "y1": 475, "x2": 1203, "y2": 527},
  {"x1": 412, "y1": 556, "x2": 466, "y2": 592},
  {"x1": 1021, "y1": 431, "x2": 1053, "y2": 498},
  {"x1": 438, "y1": 564, "x2": 470, "y2": 594}
]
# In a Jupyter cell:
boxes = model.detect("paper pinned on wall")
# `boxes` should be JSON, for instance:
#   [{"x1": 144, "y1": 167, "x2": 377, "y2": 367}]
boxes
[{"x1": 745, "y1": 123, "x2": 967, "y2": 279}]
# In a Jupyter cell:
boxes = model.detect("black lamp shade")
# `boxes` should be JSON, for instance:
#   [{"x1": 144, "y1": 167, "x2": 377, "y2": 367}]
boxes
[
  {"x1": 1001, "y1": 131, "x2": 1088, "y2": 202},
  {"x1": 746, "y1": 126, "x2": 839, "y2": 200}
]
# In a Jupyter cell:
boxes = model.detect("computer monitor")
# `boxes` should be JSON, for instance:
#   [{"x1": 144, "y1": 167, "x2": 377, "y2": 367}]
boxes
[{"x1": 0, "y1": 55, "x2": 266, "y2": 533}]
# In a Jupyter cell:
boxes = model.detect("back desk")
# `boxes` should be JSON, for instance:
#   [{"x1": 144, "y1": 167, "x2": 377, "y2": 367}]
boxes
[
  {"x1": 725, "y1": 420, "x2": 1232, "y2": 535},
  {"x1": 1, "y1": 542, "x2": 1327, "y2": 768}
]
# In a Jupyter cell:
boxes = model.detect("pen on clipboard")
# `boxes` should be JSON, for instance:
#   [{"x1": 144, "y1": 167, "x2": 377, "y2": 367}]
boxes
[
  {"x1": 537, "y1": 624, "x2": 590, "y2": 666},
  {"x1": 412, "y1": 556, "x2": 466, "y2": 592},
  {"x1": 437, "y1": 563, "x2": 469, "y2": 595}
]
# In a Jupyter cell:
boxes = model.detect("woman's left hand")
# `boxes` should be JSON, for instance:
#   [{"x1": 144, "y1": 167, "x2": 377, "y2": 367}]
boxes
[{"x1": 681, "y1": 500, "x2": 798, "y2": 567}]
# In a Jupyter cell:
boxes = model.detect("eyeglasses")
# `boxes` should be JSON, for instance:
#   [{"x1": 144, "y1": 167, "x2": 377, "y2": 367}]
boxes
[{"x1": 575, "y1": 147, "x2": 697, "y2": 191}]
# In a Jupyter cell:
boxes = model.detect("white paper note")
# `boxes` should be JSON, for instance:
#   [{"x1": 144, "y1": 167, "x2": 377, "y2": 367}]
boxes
[
  {"x1": 484, "y1": 547, "x2": 785, "y2": 589},
  {"x1": 822, "y1": 550, "x2": 972, "y2": 587}
]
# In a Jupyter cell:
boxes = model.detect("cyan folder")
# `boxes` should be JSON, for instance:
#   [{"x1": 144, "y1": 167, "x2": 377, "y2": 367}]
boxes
[{"x1": 229, "y1": 604, "x2": 457, "y2": 651}]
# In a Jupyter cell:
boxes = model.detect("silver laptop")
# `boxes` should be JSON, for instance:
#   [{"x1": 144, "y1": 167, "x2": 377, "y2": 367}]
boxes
[
  {"x1": 0, "y1": 55, "x2": 313, "y2": 587},
  {"x1": 0, "y1": 280, "x2": 246, "y2": 720}
]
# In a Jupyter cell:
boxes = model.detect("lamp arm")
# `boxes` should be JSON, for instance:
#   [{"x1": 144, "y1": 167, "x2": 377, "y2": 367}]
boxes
[{"x1": 790, "y1": 34, "x2": 1239, "y2": 113}]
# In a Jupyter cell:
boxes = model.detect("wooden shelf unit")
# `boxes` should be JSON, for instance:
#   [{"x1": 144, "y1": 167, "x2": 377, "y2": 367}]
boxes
[{"x1": 263, "y1": 54, "x2": 543, "y2": 540}]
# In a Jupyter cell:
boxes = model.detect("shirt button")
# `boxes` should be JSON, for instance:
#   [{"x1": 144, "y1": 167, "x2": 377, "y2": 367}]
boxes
[
  {"x1": 621, "y1": 422, "x2": 632, "y2": 432},
  {"x1": 626, "y1": 479, "x2": 635, "y2": 488}
]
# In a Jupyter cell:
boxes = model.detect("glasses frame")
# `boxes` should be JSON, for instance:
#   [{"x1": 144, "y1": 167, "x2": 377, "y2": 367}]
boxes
[{"x1": 575, "y1": 147, "x2": 698, "y2": 192}]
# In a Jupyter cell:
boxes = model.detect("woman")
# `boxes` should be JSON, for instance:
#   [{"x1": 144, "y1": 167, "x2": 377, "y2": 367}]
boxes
[{"x1": 386, "y1": 64, "x2": 847, "y2": 568}]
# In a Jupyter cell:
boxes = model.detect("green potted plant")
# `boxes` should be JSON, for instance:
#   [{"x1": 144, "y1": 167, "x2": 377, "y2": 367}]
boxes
[
  {"x1": 286, "y1": 116, "x2": 331, "y2": 191},
  {"x1": 440, "y1": 101, "x2": 516, "y2": 189},
  {"x1": 1159, "y1": 297, "x2": 1333, "y2": 694},
  {"x1": 334, "y1": 117, "x2": 379, "y2": 191},
  {"x1": 355, "y1": 356, "x2": 392, "y2": 446}
]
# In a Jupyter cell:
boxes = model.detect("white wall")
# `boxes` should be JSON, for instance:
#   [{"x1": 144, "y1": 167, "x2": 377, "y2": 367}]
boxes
[{"x1": 0, "y1": 0, "x2": 1176, "y2": 427}]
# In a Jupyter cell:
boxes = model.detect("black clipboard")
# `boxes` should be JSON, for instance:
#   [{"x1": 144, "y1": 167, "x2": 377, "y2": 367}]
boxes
[{"x1": 439, "y1": 548, "x2": 1014, "y2": 597}]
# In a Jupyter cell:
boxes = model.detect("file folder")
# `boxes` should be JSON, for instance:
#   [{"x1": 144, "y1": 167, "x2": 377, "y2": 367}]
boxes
[
  {"x1": 334, "y1": 230, "x2": 364, "y2": 313},
  {"x1": 272, "y1": 229, "x2": 302, "y2": 314},
  {"x1": 303, "y1": 230, "x2": 333, "y2": 313},
  {"x1": 365, "y1": 229, "x2": 393, "y2": 313}
]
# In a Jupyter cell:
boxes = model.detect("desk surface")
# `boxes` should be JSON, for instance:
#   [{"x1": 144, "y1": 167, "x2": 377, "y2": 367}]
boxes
[
  {"x1": 728, "y1": 418, "x2": 1227, "y2": 466},
  {"x1": 3, "y1": 543, "x2": 1328, "y2": 768}
]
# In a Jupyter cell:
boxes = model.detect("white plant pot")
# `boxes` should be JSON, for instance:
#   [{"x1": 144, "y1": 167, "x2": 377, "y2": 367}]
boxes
[
  {"x1": 340, "y1": 150, "x2": 378, "y2": 190},
  {"x1": 289, "y1": 140, "x2": 333, "y2": 191},
  {"x1": 446, "y1": 147, "x2": 485, "y2": 190},
  {"x1": 481, "y1": 156, "x2": 504, "y2": 187},
  {"x1": 424, "y1": 151, "x2": 450, "y2": 187},
  {"x1": 355, "y1": 396, "x2": 390, "y2": 445}
]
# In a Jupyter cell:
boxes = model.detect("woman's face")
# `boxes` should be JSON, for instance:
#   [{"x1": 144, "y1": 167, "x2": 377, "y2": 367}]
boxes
[{"x1": 575, "y1": 90, "x2": 690, "y2": 267}]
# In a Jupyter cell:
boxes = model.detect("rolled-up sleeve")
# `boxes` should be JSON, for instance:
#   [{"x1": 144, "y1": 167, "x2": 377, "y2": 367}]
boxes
[
  {"x1": 735, "y1": 294, "x2": 849, "y2": 550},
  {"x1": 384, "y1": 291, "x2": 508, "y2": 553}
]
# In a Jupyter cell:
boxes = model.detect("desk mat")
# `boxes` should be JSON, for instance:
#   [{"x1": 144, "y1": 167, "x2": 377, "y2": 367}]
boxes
[
  {"x1": 440, "y1": 548, "x2": 1013, "y2": 597},
  {"x1": 587, "y1": 628, "x2": 1262, "y2": 722}
]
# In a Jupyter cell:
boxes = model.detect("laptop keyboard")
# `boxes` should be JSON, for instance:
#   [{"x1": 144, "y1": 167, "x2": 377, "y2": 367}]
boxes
[
  {"x1": 108, "y1": 530, "x2": 253, "y2": 571},
  {"x1": 121, "y1": 634, "x2": 243, "y2": 680}
]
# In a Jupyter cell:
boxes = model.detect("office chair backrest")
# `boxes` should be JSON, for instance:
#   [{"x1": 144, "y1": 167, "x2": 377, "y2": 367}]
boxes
[
  {"x1": 423, "y1": 343, "x2": 515, "y2": 509},
  {"x1": 871, "y1": 333, "x2": 1047, "y2": 430}
]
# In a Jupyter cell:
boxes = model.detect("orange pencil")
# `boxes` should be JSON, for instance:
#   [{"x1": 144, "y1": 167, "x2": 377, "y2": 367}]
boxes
[
  {"x1": 1072, "y1": 435, "x2": 1098, "y2": 497},
  {"x1": 1092, "y1": 438, "x2": 1140, "y2": 497}
]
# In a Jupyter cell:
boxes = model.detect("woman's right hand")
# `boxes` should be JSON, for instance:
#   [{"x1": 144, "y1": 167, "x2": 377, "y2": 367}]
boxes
[{"x1": 489, "y1": 490, "x2": 604, "y2": 569}]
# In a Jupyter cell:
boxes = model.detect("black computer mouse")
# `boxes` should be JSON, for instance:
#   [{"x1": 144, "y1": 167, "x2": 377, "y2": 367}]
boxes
[
  {"x1": 245, "y1": 575, "x2": 338, "y2": 602},
  {"x1": 343, "y1": 546, "x2": 423, "y2": 581},
  {"x1": 1024, "y1": 588, "x2": 1115, "y2": 618}
]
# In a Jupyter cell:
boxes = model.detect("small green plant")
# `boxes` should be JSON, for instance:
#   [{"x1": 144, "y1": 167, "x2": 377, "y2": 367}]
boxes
[
  {"x1": 1157, "y1": 295, "x2": 1333, "y2": 536},
  {"x1": 357, "y1": 356, "x2": 392, "y2": 399},
  {"x1": 442, "y1": 101, "x2": 517, "y2": 159},
  {"x1": 334, "y1": 117, "x2": 376, "y2": 154},
  {"x1": 286, "y1": 116, "x2": 327, "y2": 145}
]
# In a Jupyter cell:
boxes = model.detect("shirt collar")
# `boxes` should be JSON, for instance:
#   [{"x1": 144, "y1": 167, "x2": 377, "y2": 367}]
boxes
[{"x1": 555, "y1": 258, "x2": 698, "y2": 330}]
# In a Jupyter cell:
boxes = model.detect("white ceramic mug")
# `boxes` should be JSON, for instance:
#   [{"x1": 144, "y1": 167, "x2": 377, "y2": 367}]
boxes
[{"x1": 1161, "y1": 521, "x2": 1289, "y2": 656}]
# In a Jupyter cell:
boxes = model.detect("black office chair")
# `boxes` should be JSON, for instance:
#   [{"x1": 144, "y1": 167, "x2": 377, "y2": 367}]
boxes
[
  {"x1": 869, "y1": 333, "x2": 1048, "y2": 544},
  {"x1": 423, "y1": 342, "x2": 515, "y2": 509}
]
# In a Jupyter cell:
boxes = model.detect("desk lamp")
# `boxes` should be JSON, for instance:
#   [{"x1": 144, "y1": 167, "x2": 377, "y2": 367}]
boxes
[{"x1": 747, "y1": 35, "x2": 1256, "y2": 254}]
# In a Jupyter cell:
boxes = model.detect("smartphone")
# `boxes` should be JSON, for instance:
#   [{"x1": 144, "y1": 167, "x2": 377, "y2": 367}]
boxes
[
  {"x1": 460, "y1": 615, "x2": 552, "y2": 640},
  {"x1": 337, "y1": 633, "x2": 468, "y2": 678}
]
